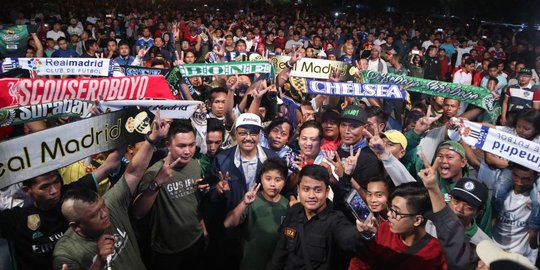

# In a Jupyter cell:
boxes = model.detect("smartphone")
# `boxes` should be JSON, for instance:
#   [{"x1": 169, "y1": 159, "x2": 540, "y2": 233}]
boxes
[
  {"x1": 436, "y1": 28, "x2": 444, "y2": 33},
  {"x1": 411, "y1": 49, "x2": 420, "y2": 55},
  {"x1": 345, "y1": 189, "x2": 374, "y2": 223}
]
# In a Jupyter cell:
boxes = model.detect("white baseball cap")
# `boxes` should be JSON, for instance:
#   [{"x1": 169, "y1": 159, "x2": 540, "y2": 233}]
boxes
[
  {"x1": 235, "y1": 113, "x2": 262, "y2": 130},
  {"x1": 476, "y1": 240, "x2": 538, "y2": 270}
]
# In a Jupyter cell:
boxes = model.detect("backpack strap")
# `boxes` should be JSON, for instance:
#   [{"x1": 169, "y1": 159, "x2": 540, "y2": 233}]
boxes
[{"x1": 376, "y1": 233, "x2": 433, "y2": 270}]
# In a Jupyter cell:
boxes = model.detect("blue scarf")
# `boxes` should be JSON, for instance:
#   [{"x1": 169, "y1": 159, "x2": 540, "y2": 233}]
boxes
[{"x1": 340, "y1": 138, "x2": 367, "y2": 154}]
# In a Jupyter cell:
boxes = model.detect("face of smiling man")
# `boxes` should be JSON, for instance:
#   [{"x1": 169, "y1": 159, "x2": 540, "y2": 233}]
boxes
[{"x1": 236, "y1": 126, "x2": 261, "y2": 154}]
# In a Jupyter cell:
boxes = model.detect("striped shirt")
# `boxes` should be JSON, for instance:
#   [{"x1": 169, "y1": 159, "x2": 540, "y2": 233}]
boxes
[{"x1": 504, "y1": 83, "x2": 540, "y2": 111}]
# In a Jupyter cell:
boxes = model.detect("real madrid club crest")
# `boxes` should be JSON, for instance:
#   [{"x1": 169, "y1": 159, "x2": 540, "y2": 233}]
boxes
[
  {"x1": 27, "y1": 214, "x2": 41, "y2": 231},
  {"x1": 125, "y1": 111, "x2": 151, "y2": 134}
]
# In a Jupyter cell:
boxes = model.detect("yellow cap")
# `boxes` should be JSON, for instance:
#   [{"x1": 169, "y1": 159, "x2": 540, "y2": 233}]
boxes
[{"x1": 381, "y1": 130, "x2": 407, "y2": 150}]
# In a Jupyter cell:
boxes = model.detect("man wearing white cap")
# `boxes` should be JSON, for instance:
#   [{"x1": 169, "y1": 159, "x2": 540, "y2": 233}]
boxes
[
  {"x1": 208, "y1": 113, "x2": 279, "y2": 270},
  {"x1": 211, "y1": 113, "x2": 279, "y2": 212}
]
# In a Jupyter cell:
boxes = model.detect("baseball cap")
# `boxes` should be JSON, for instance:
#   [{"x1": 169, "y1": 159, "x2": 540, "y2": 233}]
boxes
[
  {"x1": 235, "y1": 113, "x2": 262, "y2": 130},
  {"x1": 380, "y1": 130, "x2": 407, "y2": 150},
  {"x1": 476, "y1": 240, "x2": 538, "y2": 270},
  {"x1": 340, "y1": 105, "x2": 367, "y2": 124},
  {"x1": 325, "y1": 49, "x2": 337, "y2": 57},
  {"x1": 449, "y1": 178, "x2": 488, "y2": 209},
  {"x1": 519, "y1": 68, "x2": 533, "y2": 76},
  {"x1": 321, "y1": 109, "x2": 341, "y2": 123},
  {"x1": 437, "y1": 141, "x2": 465, "y2": 158}
]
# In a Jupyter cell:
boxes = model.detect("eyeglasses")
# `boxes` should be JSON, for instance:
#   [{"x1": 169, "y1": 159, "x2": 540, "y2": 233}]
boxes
[
  {"x1": 387, "y1": 206, "x2": 418, "y2": 221},
  {"x1": 237, "y1": 130, "x2": 260, "y2": 138}
]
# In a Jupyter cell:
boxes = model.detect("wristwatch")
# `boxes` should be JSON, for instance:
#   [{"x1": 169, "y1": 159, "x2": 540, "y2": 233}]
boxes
[
  {"x1": 285, "y1": 61, "x2": 294, "y2": 69},
  {"x1": 145, "y1": 133, "x2": 158, "y2": 145},
  {"x1": 148, "y1": 180, "x2": 162, "y2": 192},
  {"x1": 145, "y1": 134, "x2": 159, "y2": 152}
]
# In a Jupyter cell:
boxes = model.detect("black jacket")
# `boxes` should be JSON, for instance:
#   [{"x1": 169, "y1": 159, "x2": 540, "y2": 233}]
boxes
[
  {"x1": 267, "y1": 201, "x2": 369, "y2": 270},
  {"x1": 423, "y1": 56, "x2": 441, "y2": 80}
]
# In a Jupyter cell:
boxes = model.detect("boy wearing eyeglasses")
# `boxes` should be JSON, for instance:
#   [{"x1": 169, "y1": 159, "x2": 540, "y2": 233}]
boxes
[{"x1": 352, "y1": 182, "x2": 447, "y2": 269}]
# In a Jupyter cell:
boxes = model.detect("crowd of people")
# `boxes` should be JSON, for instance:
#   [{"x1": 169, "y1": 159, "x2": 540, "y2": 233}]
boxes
[{"x1": 1, "y1": 2, "x2": 540, "y2": 270}]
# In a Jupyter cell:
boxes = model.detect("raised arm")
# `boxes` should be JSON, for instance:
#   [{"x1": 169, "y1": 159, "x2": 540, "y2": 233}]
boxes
[
  {"x1": 131, "y1": 152, "x2": 180, "y2": 219},
  {"x1": 224, "y1": 73, "x2": 239, "y2": 129},
  {"x1": 224, "y1": 183, "x2": 260, "y2": 228},
  {"x1": 31, "y1": 33, "x2": 44, "y2": 57},
  {"x1": 92, "y1": 147, "x2": 125, "y2": 182},
  {"x1": 124, "y1": 110, "x2": 169, "y2": 194},
  {"x1": 419, "y1": 155, "x2": 479, "y2": 270}
]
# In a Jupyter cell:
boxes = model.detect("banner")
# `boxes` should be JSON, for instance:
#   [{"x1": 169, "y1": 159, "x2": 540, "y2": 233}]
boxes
[
  {"x1": 0, "y1": 25, "x2": 28, "y2": 57},
  {"x1": 99, "y1": 100, "x2": 202, "y2": 119},
  {"x1": 0, "y1": 75, "x2": 175, "y2": 108},
  {"x1": 166, "y1": 61, "x2": 274, "y2": 97},
  {"x1": 303, "y1": 79, "x2": 405, "y2": 99},
  {"x1": 120, "y1": 65, "x2": 169, "y2": 76},
  {"x1": 359, "y1": 70, "x2": 501, "y2": 120},
  {"x1": 4, "y1": 57, "x2": 113, "y2": 77},
  {"x1": 0, "y1": 108, "x2": 152, "y2": 187},
  {"x1": 0, "y1": 100, "x2": 94, "y2": 126},
  {"x1": 450, "y1": 118, "x2": 540, "y2": 172},
  {"x1": 173, "y1": 61, "x2": 273, "y2": 78},
  {"x1": 270, "y1": 56, "x2": 355, "y2": 81}
]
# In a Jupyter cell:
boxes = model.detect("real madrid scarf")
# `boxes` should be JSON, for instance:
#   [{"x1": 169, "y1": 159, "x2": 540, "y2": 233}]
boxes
[{"x1": 450, "y1": 117, "x2": 540, "y2": 172}]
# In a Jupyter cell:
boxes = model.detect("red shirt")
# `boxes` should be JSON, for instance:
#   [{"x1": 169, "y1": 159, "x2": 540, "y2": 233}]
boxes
[
  {"x1": 274, "y1": 36, "x2": 287, "y2": 50},
  {"x1": 321, "y1": 138, "x2": 342, "y2": 152},
  {"x1": 473, "y1": 45, "x2": 486, "y2": 62},
  {"x1": 473, "y1": 71, "x2": 486, "y2": 86},
  {"x1": 439, "y1": 58, "x2": 452, "y2": 81},
  {"x1": 349, "y1": 221, "x2": 447, "y2": 270},
  {"x1": 490, "y1": 49, "x2": 506, "y2": 60}
]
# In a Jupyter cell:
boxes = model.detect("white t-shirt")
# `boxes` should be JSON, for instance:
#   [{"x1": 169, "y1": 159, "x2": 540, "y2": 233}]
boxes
[
  {"x1": 455, "y1": 46, "x2": 473, "y2": 67},
  {"x1": 46, "y1": 30, "x2": 65, "y2": 41},
  {"x1": 421, "y1": 40, "x2": 434, "y2": 51},
  {"x1": 492, "y1": 191, "x2": 538, "y2": 263},
  {"x1": 373, "y1": 39, "x2": 386, "y2": 46},
  {"x1": 367, "y1": 58, "x2": 388, "y2": 73}
]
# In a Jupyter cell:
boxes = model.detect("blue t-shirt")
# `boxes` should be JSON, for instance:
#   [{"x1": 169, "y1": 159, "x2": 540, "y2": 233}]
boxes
[
  {"x1": 51, "y1": 49, "x2": 79, "y2": 58},
  {"x1": 136, "y1": 38, "x2": 154, "y2": 49},
  {"x1": 440, "y1": 43, "x2": 456, "y2": 56}
]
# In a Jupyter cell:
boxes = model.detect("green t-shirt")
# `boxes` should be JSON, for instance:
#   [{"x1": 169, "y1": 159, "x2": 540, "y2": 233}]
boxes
[
  {"x1": 194, "y1": 152, "x2": 213, "y2": 178},
  {"x1": 53, "y1": 177, "x2": 146, "y2": 270},
  {"x1": 139, "y1": 159, "x2": 203, "y2": 253},
  {"x1": 238, "y1": 192, "x2": 289, "y2": 270}
]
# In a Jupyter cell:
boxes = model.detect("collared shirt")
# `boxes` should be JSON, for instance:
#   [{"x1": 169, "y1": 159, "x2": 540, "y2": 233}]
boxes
[
  {"x1": 234, "y1": 145, "x2": 269, "y2": 189},
  {"x1": 505, "y1": 83, "x2": 540, "y2": 111}
]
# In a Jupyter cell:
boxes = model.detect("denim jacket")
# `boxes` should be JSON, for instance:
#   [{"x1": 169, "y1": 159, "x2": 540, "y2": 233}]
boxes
[{"x1": 493, "y1": 168, "x2": 540, "y2": 231}]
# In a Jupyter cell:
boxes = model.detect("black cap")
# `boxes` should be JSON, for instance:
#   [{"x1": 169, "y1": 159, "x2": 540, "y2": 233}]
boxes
[
  {"x1": 450, "y1": 178, "x2": 488, "y2": 209},
  {"x1": 321, "y1": 109, "x2": 341, "y2": 123},
  {"x1": 340, "y1": 105, "x2": 367, "y2": 124},
  {"x1": 519, "y1": 68, "x2": 532, "y2": 76}
]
